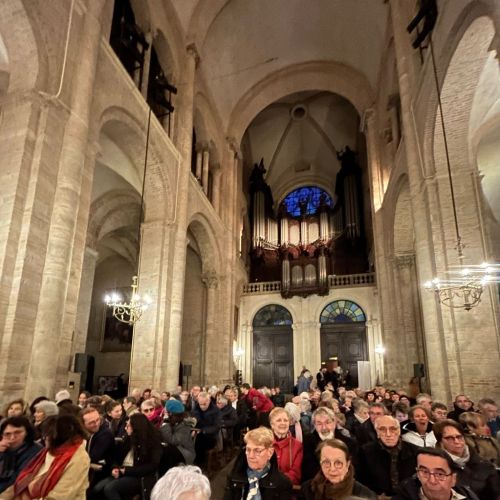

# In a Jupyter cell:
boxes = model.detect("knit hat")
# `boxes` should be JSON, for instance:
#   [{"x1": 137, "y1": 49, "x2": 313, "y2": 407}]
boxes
[
  {"x1": 55, "y1": 389, "x2": 71, "y2": 405},
  {"x1": 165, "y1": 399, "x2": 185, "y2": 414}
]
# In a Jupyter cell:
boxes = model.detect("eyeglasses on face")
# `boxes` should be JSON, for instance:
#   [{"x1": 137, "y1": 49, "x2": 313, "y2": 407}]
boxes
[
  {"x1": 320, "y1": 459, "x2": 346, "y2": 469},
  {"x1": 377, "y1": 426, "x2": 399, "y2": 434},
  {"x1": 142, "y1": 408, "x2": 154, "y2": 414},
  {"x1": 416, "y1": 467, "x2": 452, "y2": 481},
  {"x1": 245, "y1": 447, "x2": 269, "y2": 456},
  {"x1": 2, "y1": 430, "x2": 25, "y2": 439},
  {"x1": 442, "y1": 434, "x2": 464, "y2": 442}
]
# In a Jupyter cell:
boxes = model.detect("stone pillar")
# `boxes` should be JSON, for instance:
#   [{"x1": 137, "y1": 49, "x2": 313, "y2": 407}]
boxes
[
  {"x1": 25, "y1": 0, "x2": 106, "y2": 401},
  {"x1": 202, "y1": 148, "x2": 210, "y2": 195},
  {"x1": 201, "y1": 270, "x2": 219, "y2": 383},
  {"x1": 160, "y1": 44, "x2": 199, "y2": 391},
  {"x1": 195, "y1": 148, "x2": 203, "y2": 181},
  {"x1": 140, "y1": 32, "x2": 153, "y2": 99},
  {"x1": 212, "y1": 167, "x2": 222, "y2": 214}
]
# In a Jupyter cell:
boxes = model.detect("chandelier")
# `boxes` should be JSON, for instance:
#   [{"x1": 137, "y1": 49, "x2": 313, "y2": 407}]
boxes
[{"x1": 104, "y1": 109, "x2": 153, "y2": 324}]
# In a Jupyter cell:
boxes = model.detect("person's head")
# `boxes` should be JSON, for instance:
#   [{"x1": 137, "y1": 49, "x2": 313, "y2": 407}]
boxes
[
  {"x1": 431, "y1": 402, "x2": 448, "y2": 423},
  {"x1": 54, "y1": 389, "x2": 71, "y2": 406},
  {"x1": 392, "y1": 401, "x2": 409, "y2": 422},
  {"x1": 374, "y1": 415, "x2": 401, "y2": 448},
  {"x1": 409, "y1": 405, "x2": 431, "y2": 429},
  {"x1": 399, "y1": 395, "x2": 411, "y2": 406},
  {"x1": 151, "y1": 465, "x2": 211, "y2": 500},
  {"x1": 190, "y1": 385, "x2": 202, "y2": 399},
  {"x1": 454, "y1": 394, "x2": 472, "y2": 411},
  {"x1": 216, "y1": 395, "x2": 229, "y2": 409},
  {"x1": 352, "y1": 399, "x2": 369, "y2": 421},
  {"x1": 284, "y1": 402, "x2": 300, "y2": 425},
  {"x1": 78, "y1": 391, "x2": 90, "y2": 408},
  {"x1": 433, "y1": 420, "x2": 466, "y2": 457},
  {"x1": 197, "y1": 392, "x2": 211, "y2": 411},
  {"x1": 312, "y1": 407, "x2": 336, "y2": 440},
  {"x1": 0, "y1": 416, "x2": 35, "y2": 450},
  {"x1": 123, "y1": 396, "x2": 137, "y2": 411},
  {"x1": 416, "y1": 393, "x2": 433, "y2": 411},
  {"x1": 180, "y1": 391, "x2": 190, "y2": 404},
  {"x1": 130, "y1": 388, "x2": 141, "y2": 400},
  {"x1": 240, "y1": 383, "x2": 250, "y2": 395},
  {"x1": 81, "y1": 407, "x2": 102, "y2": 434},
  {"x1": 316, "y1": 439, "x2": 351, "y2": 485},
  {"x1": 43, "y1": 415, "x2": 87, "y2": 452},
  {"x1": 244, "y1": 427, "x2": 274, "y2": 472},
  {"x1": 391, "y1": 392, "x2": 400, "y2": 402},
  {"x1": 368, "y1": 402, "x2": 387, "y2": 423},
  {"x1": 269, "y1": 407, "x2": 290, "y2": 439},
  {"x1": 365, "y1": 391, "x2": 376, "y2": 402},
  {"x1": 4, "y1": 399, "x2": 26, "y2": 418},
  {"x1": 416, "y1": 448, "x2": 459, "y2": 500},
  {"x1": 34, "y1": 400, "x2": 59, "y2": 425},
  {"x1": 140, "y1": 399, "x2": 155, "y2": 416},
  {"x1": 126, "y1": 412, "x2": 158, "y2": 444},
  {"x1": 142, "y1": 389, "x2": 152, "y2": 400},
  {"x1": 106, "y1": 400, "x2": 123, "y2": 420},
  {"x1": 459, "y1": 411, "x2": 489, "y2": 436},
  {"x1": 337, "y1": 387, "x2": 346, "y2": 398},
  {"x1": 478, "y1": 398, "x2": 498, "y2": 421}
]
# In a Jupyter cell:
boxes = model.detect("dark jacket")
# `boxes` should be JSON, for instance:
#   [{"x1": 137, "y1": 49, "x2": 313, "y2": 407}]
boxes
[
  {"x1": 455, "y1": 448, "x2": 500, "y2": 500},
  {"x1": 393, "y1": 475, "x2": 480, "y2": 500},
  {"x1": 193, "y1": 401, "x2": 222, "y2": 437},
  {"x1": 86, "y1": 425, "x2": 115, "y2": 473},
  {"x1": 0, "y1": 442, "x2": 42, "y2": 493},
  {"x1": 355, "y1": 419, "x2": 378, "y2": 446},
  {"x1": 301, "y1": 478, "x2": 377, "y2": 500},
  {"x1": 447, "y1": 402, "x2": 474, "y2": 422},
  {"x1": 220, "y1": 404, "x2": 238, "y2": 429},
  {"x1": 357, "y1": 440, "x2": 419, "y2": 496},
  {"x1": 223, "y1": 451, "x2": 293, "y2": 499},
  {"x1": 301, "y1": 429, "x2": 358, "y2": 482},
  {"x1": 114, "y1": 435, "x2": 163, "y2": 478},
  {"x1": 271, "y1": 393, "x2": 286, "y2": 408}
]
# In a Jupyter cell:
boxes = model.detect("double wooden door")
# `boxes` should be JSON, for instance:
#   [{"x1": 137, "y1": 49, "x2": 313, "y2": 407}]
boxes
[
  {"x1": 320, "y1": 323, "x2": 367, "y2": 387},
  {"x1": 253, "y1": 326, "x2": 294, "y2": 393}
]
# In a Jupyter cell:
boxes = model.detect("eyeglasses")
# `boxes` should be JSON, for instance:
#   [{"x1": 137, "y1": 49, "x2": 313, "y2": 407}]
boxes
[
  {"x1": 2, "y1": 430, "x2": 25, "y2": 439},
  {"x1": 442, "y1": 434, "x2": 464, "y2": 442},
  {"x1": 377, "y1": 426, "x2": 399, "y2": 434},
  {"x1": 320, "y1": 459, "x2": 346, "y2": 469},
  {"x1": 416, "y1": 467, "x2": 453, "y2": 481},
  {"x1": 245, "y1": 447, "x2": 268, "y2": 456},
  {"x1": 142, "y1": 408, "x2": 154, "y2": 414}
]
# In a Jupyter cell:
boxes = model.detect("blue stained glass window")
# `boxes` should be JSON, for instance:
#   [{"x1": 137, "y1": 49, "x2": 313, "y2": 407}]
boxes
[
  {"x1": 253, "y1": 304, "x2": 293, "y2": 327},
  {"x1": 282, "y1": 186, "x2": 333, "y2": 216},
  {"x1": 320, "y1": 300, "x2": 366, "y2": 323}
]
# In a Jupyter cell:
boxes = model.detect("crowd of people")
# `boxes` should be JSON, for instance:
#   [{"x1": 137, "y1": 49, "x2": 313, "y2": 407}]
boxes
[{"x1": 0, "y1": 370, "x2": 499, "y2": 499}]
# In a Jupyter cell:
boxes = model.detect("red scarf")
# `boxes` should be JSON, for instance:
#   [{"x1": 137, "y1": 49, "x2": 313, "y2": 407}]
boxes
[{"x1": 14, "y1": 439, "x2": 83, "y2": 499}]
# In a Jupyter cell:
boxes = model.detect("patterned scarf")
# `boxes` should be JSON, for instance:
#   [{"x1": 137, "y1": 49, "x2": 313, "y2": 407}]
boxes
[
  {"x1": 246, "y1": 462, "x2": 271, "y2": 500},
  {"x1": 311, "y1": 464, "x2": 355, "y2": 499}
]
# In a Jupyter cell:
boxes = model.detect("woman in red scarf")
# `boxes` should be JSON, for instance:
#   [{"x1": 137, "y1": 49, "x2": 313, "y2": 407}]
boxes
[{"x1": 12, "y1": 415, "x2": 90, "y2": 500}]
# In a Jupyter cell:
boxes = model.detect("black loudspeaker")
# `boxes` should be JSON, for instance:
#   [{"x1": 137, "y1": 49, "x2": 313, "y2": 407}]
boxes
[
  {"x1": 413, "y1": 363, "x2": 425, "y2": 378},
  {"x1": 183, "y1": 364, "x2": 192, "y2": 377},
  {"x1": 74, "y1": 353, "x2": 90, "y2": 373}
]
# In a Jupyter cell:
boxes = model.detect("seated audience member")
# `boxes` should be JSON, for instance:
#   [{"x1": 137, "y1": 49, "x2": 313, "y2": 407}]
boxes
[
  {"x1": 402, "y1": 405, "x2": 436, "y2": 447},
  {"x1": 193, "y1": 391, "x2": 222, "y2": 468},
  {"x1": 33, "y1": 400, "x2": 59, "y2": 442},
  {"x1": 105, "y1": 400, "x2": 127, "y2": 439},
  {"x1": 302, "y1": 407, "x2": 358, "y2": 482},
  {"x1": 399, "y1": 394, "x2": 411, "y2": 407},
  {"x1": 434, "y1": 419, "x2": 500, "y2": 500},
  {"x1": 78, "y1": 391, "x2": 91, "y2": 409},
  {"x1": 393, "y1": 447, "x2": 480, "y2": 500},
  {"x1": 224, "y1": 387, "x2": 248, "y2": 444},
  {"x1": 301, "y1": 438, "x2": 376, "y2": 499},
  {"x1": 13, "y1": 415, "x2": 90, "y2": 500},
  {"x1": 93, "y1": 413, "x2": 162, "y2": 500},
  {"x1": 357, "y1": 415, "x2": 419, "y2": 497},
  {"x1": 217, "y1": 395, "x2": 238, "y2": 431},
  {"x1": 122, "y1": 396, "x2": 139, "y2": 417},
  {"x1": 448, "y1": 394, "x2": 474, "y2": 422},
  {"x1": 431, "y1": 402, "x2": 448, "y2": 423},
  {"x1": 365, "y1": 391, "x2": 376, "y2": 403},
  {"x1": 284, "y1": 402, "x2": 304, "y2": 442},
  {"x1": 392, "y1": 401, "x2": 410, "y2": 423},
  {"x1": 415, "y1": 393, "x2": 433, "y2": 412},
  {"x1": 271, "y1": 387, "x2": 285, "y2": 408},
  {"x1": 81, "y1": 406, "x2": 115, "y2": 493},
  {"x1": 151, "y1": 465, "x2": 211, "y2": 500},
  {"x1": 355, "y1": 402, "x2": 386, "y2": 446},
  {"x1": 269, "y1": 407, "x2": 303, "y2": 485},
  {"x1": 477, "y1": 398, "x2": 500, "y2": 437},
  {"x1": 141, "y1": 398, "x2": 163, "y2": 428},
  {"x1": 0, "y1": 416, "x2": 42, "y2": 494},
  {"x1": 160, "y1": 399, "x2": 195, "y2": 472},
  {"x1": 2, "y1": 400, "x2": 27, "y2": 420},
  {"x1": 345, "y1": 399, "x2": 369, "y2": 436},
  {"x1": 460, "y1": 411, "x2": 500, "y2": 465},
  {"x1": 223, "y1": 426, "x2": 292, "y2": 499},
  {"x1": 299, "y1": 397, "x2": 313, "y2": 435}
]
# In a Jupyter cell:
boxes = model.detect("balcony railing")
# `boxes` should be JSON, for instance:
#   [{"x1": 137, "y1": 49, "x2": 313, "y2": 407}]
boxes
[{"x1": 243, "y1": 273, "x2": 376, "y2": 295}]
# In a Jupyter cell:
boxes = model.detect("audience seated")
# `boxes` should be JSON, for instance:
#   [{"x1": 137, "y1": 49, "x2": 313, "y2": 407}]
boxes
[
  {"x1": 193, "y1": 391, "x2": 222, "y2": 469},
  {"x1": 151, "y1": 465, "x2": 211, "y2": 500},
  {"x1": 447, "y1": 394, "x2": 474, "y2": 422},
  {"x1": 459, "y1": 411, "x2": 500, "y2": 465},
  {"x1": 478, "y1": 398, "x2": 500, "y2": 437},
  {"x1": 401, "y1": 405, "x2": 436, "y2": 447},
  {"x1": 355, "y1": 402, "x2": 386, "y2": 446}
]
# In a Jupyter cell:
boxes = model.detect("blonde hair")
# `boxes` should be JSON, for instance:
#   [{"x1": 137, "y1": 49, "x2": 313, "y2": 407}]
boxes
[
  {"x1": 269, "y1": 407, "x2": 289, "y2": 423},
  {"x1": 244, "y1": 426, "x2": 274, "y2": 448},
  {"x1": 459, "y1": 411, "x2": 487, "y2": 431}
]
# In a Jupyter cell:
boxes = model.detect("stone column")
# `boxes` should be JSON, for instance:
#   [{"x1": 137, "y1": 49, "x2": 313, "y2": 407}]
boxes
[
  {"x1": 201, "y1": 270, "x2": 218, "y2": 384},
  {"x1": 161, "y1": 44, "x2": 199, "y2": 391},
  {"x1": 195, "y1": 148, "x2": 203, "y2": 182},
  {"x1": 212, "y1": 166, "x2": 222, "y2": 214},
  {"x1": 140, "y1": 32, "x2": 153, "y2": 99},
  {"x1": 202, "y1": 148, "x2": 210, "y2": 195},
  {"x1": 25, "y1": 0, "x2": 107, "y2": 401}
]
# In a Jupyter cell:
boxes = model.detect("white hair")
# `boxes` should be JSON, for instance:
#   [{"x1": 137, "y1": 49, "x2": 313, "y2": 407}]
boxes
[{"x1": 151, "y1": 465, "x2": 211, "y2": 500}]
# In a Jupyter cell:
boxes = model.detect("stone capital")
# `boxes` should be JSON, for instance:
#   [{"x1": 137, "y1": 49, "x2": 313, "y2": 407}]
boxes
[
  {"x1": 201, "y1": 270, "x2": 218, "y2": 289},
  {"x1": 360, "y1": 107, "x2": 375, "y2": 132},
  {"x1": 186, "y1": 43, "x2": 200, "y2": 66},
  {"x1": 394, "y1": 253, "x2": 415, "y2": 269},
  {"x1": 226, "y1": 136, "x2": 242, "y2": 158}
]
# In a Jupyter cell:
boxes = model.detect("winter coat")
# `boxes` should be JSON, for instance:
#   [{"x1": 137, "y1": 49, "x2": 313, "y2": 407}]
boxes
[
  {"x1": 355, "y1": 419, "x2": 378, "y2": 447},
  {"x1": 401, "y1": 422, "x2": 436, "y2": 447},
  {"x1": 0, "y1": 442, "x2": 42, "y2": 493},
  {"x1": 273, "y1": 434, "x2": 303, "y2": 485},
  {"x1": 114, "y1": 435, "x2": 162, "y2": 478},
  {"x1": 393, "y1": 476, "x2": 480, "y2": 500},
  {"x1": 193, "y1": 401, "x2": 222, "y2": 438},
  {"x1": 301, "y1": 478, "x2": 377, "y2": 500},
  {"x1": 245, "y1": 389, "x2": 274, "y2": 413},
  {"x1": 465, "y1": 432, "x2": 500, "y2": 465},
  {"x1": 220, "y1": 404, "x2": 238, "y2": 430},
  {"x1": 223, "y1": 451, "x2": 293, "y2": 500},
  {"x1": 160, "y1": 419, "x2": 196, "y2": 465}
]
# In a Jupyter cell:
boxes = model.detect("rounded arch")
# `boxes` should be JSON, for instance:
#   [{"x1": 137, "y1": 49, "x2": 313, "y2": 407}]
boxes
[
  {"x1": 228, "y1": 61, "x2": 373, "y2": 146},
  {"x1": 186, "y1": 0, "x2": 230, "y2": 48},
  {"x1": 186, "y1": 212, "x2": 223, "y2": 274},
  {"x1": 253, "y1": 304, "x2": 293, "y2": 327},
  {"x1": 320, "y1": 300, "x2": 366, "y2": 323},
  {"x1": 153, "y1": 29, "x2": 180, "y2": 83}
]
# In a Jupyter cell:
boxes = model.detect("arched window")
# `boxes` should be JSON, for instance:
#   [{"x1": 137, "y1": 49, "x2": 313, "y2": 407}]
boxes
[
  {"x1": 320, "y1": 300, "x2": 365, "y2": 323},
  {"x1": 253, "y1": 304, "x2": 293, "y2": 327},
  {"x1": 282, "y1": 186, "x2": 333, "y2": 216}
]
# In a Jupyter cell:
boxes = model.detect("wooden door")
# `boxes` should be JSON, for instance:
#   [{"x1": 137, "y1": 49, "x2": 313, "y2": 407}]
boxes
[
  {"x1": 320, "y1": 323, "x2": 367, "y2": 387},
  {"x1": 253, "y1": 327, "x2": 294, "y2": 393}
]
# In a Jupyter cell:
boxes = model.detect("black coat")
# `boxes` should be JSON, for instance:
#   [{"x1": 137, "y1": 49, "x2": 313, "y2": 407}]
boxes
[
  {"x1": 220, "y1": 404, "x2": 238, "y2": 429},
  {"x1": 114, "y1": 435, "x2": 163, "y2": 478},
  {"x1": 193, "y1": 401, "x2": 222, "y2": 437},
  {"x1": 393, "y1": 476, "x2": 480, "y2": 500},
  {"x1": 300, "y1": 478, "x2": 377, "y2": 499},
  {"x1": 223, "y1": 451, "x2": 293, "y2": 499},
  {"x1": 355, "y1": 419, "x2": 377, "y2": 447},
  {"x1": 357, "y1": 440, "x2": 419, "y2": 496},
  {"x1": 455, "y1": 449, "x2": 500, "y2": 500},
  {"x1": 86, "y1": 425, "x2": 115, "y2": 471},
  {"x1": 301, "y1": 430, "x2": 358, "y2": 482}
]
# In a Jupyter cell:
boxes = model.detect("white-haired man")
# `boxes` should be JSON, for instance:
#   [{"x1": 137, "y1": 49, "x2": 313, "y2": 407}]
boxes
[{"x1": 151, "y1": 465, "x2": 211, "y2": 500}]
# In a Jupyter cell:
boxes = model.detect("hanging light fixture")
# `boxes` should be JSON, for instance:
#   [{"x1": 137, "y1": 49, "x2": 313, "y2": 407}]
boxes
[
  {"x1": 104, "y1": 109, "x2": 153, "y2": 324},
  {"x1": 421, "y1": 36, "x2": 500, "y2": 310}
]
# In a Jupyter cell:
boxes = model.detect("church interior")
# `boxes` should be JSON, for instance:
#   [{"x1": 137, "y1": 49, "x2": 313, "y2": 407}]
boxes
[{"x1": 0, "y1": 0, "x2": 499, "y2": 406}]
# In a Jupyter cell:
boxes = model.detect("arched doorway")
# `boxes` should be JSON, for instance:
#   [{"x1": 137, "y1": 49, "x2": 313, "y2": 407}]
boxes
[
  {"x1": 320, "y1": 300, "x2": 367, "y2": 387},
  {"x1": 252, "y1": 305, "x2": 294, "y2": 392}
]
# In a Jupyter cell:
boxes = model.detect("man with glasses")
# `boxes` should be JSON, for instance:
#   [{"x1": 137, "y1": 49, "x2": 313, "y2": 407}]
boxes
[
  {"x1": 393, "y1": 448, "x2": 480, "y2": 499},
  {"x1": 355, "y1": 402, "x2": 387, "y2": 446},
  {"x1": 358, "y1": 415, "x2": 419, "y2": 497}
]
